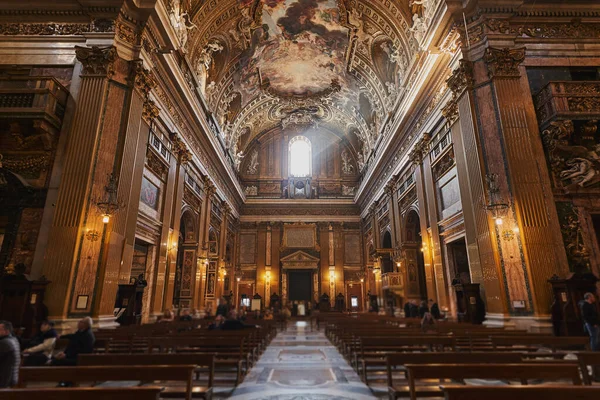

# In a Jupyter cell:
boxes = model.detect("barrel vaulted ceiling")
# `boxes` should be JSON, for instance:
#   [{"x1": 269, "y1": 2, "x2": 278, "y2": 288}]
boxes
[{"x1": 179, "y1": 0, "x2": 435, "y2": 173}]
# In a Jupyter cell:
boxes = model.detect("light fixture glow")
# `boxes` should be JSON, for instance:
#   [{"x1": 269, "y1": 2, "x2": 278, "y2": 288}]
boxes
[
  {"x1": 102, "y1": 215, "x2": 110, "y2": 224},
  {"x1": 495, "y1": 217, "x2": 503, "y2": 225}
]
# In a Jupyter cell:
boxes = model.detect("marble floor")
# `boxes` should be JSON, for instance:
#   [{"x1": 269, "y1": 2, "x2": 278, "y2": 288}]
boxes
[{"x1": 226, "y1": 321, "x2": 378, "y2": 400}]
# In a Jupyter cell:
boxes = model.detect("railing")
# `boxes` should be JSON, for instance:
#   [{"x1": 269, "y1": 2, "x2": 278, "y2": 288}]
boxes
[
  {"x1": 381, "y1": 272, "x2": 404, "y2": 291},
  {"x1": 534, "y1": 81, "x2": 600, "y2": 127},
  {"x1": 0, "y1": 77, "x2": 68, "y2": 129}
]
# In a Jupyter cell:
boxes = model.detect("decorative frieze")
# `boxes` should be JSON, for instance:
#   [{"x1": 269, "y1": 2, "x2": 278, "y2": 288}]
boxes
[
  {"x1": 146, "y1": 148, "x2": 168, "y2": 181},
  {"x1": 0, "y1": 20, "x2": 115, "y2": 35},
  {"x1": 75, "y1": 45, "x2": 118, "y2": 78},
  {"x1": 483, "y1": 47, "x2": 525, "y2": 79}
]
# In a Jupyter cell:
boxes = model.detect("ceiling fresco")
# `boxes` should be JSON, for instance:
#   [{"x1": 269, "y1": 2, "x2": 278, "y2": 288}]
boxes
[{"x1": 181, "y1": 0, "x2": 436, "y2": 173}]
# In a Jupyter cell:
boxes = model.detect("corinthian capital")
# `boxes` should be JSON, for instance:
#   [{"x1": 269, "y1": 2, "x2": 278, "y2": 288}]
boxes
[
  {"x1": 142, "y1": 99, "x2": 160, "y2": 124},
  {"x1": 483, "y1": 47, "x2": 525, "y2": 79},
  {"x1": 446, "y1": 60, "x2": 474, "y2": 98},
  {"x1": 131, "y1": 60, "x2": 156, "y2": 98},
  {"x1": 75, "y1": 45, "x2": 117, "y2": 78}
]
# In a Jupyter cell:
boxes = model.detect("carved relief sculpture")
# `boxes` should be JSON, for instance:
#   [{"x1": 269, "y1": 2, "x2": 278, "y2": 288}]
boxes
[
  {"x1": 341, "y1": 149, "x2": 354, "y2": 174},
  {"x1": 246, "y1": 149, "x2": 259, "y2": 174}
]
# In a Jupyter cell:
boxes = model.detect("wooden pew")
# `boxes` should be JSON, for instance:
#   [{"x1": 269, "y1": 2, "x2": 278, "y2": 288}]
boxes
[
  {"x1": 491, "y1": 336, "x2": 589, "y2": 352},
  {"x1": 441, "y1": 386, "x2": 600, "y2": 400},
  {"x1": 576, "y1": 352, "x2": 600, "y2": 385},
  {"x1": 17, "y1": 365, "x2": 200, "y2": 400},
  {"x1": 382, "y1": 352, "x2": 524, "y2": 388},
  {"x1": 78, "y1": 353, "x2": 214, "y2": 393},
  {"x1": 0, "y1": 387, "x2": 163, "y2": 400},
  {"x1": 398, "y1": 363, "x2": 583, "y2": 400}
]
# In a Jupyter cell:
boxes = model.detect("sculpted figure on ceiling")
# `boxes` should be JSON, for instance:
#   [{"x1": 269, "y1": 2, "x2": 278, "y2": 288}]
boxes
[{"x1": 169, "y1": 0, "x2": 197, "y2": 51}]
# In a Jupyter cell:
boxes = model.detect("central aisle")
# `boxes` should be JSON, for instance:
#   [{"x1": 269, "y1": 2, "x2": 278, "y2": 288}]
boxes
[{"x1": 228, "y1": 321, "x2": 377, "y2": 400}]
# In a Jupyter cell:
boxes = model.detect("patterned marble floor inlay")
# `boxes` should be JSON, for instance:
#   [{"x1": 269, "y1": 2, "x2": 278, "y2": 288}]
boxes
[{"x1": 227, "y1": 321, "x2": 377, "y2": 400}]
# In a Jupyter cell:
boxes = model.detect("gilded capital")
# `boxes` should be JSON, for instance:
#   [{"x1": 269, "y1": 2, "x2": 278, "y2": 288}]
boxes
[
  {"x1": 142, "y1": 99, "x2": 160, "y2": 124},
  {"x1": 169, "y1": 132, "x2": 192, "y2": 164},
  {"x1": 132, "y1": 61, "x2": 156, "y2": 98},
  {"x1": 446, "y1": 60, "x2": 473, "y2": 98},
  {"x1": 75, "y1": 45, "x2": 117, "y2": 78},
  {"x1": 483, "y1": 47, "x2": 525, "y2": 79},
  {"x1": 203, "y1": 177, "x2": 216, "y2": 195},
  {"x1": 441, "y1": 100, "x2": 459, "y2": 124}
]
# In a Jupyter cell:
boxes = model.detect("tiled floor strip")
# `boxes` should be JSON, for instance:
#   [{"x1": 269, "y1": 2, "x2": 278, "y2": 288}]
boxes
[{"x1": 227, "y1": 321, "x2": 377, "y2": 400}]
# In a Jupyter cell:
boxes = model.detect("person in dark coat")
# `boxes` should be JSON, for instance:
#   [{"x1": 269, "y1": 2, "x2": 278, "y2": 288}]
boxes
[
  {"x1": 179, "y1": 309, "x2": 193, "y2": 321},
  {"x1": 216, "y1": 297, "x2": 229, "y2": 317},
  {"x1": 409, "y1": 300, "x2": 419, "y2": 318},
  {"x1": 403, "y1": 301, "x2": 411, "y2": 318},
  {"x1": 52, "y1": 317, "x2": 95, "y2": 366},
  {"x1": 581, "y1": 292, "x2": 599, "y2": 351},
  {"x1": 221, "y1": 310, "x2": 255, "y2": 330},
  {"x1": 0, "y1": 321, "x2": 20, "y2": 388},
  {"x1": 429, "y1": 299, "x2": 441, "y2": 319},
  {"x1": 418, "y1": 300, "x2": 429, "y2": 318}
]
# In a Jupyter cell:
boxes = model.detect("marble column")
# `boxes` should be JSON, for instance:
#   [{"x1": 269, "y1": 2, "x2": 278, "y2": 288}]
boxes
[
  {"x1": 477, "y1": 47, "x2": 568, "y2": 323},
  {"x1": 444, "y1": 59, "x2": 507, "y2": 318},
  {"x1": 42, "y1": 45, "x2": 123, "y2": 321}
]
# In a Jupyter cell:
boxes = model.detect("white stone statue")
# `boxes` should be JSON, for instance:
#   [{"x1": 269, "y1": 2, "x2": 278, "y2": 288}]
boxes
[
  {"x1": 246, "y1": 149, "x2": 259, "y2": 174},
  {"x1": 341, "y1": 149, "x2": 354, "y2": 174},
  {"x1": 410, "y1": 14, "x2": 427, "y2": 44}
]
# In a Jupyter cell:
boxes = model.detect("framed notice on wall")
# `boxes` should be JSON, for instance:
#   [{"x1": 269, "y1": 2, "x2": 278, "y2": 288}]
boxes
[{"x1": 251, "y1": 298, "x2": 261, "y2": 311}]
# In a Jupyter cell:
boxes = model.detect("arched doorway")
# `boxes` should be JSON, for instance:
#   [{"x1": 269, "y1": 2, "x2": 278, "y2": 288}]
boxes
[
  {"x1": 173, "y1": 210, "x2": 197, "y2": 309},
  {"x1": 404, "y1": 210, "x2": 427, "y2": 301}
]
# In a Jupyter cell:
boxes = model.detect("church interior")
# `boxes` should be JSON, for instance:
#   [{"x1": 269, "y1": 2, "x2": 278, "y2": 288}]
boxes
[{"x1": 1, "y1": 0, "x2": 600, "y2": 398}]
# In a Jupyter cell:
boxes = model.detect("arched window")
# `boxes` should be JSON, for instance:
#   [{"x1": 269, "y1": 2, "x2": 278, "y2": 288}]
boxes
[{"x1": 289, "y1": 136, "x2": 311, "y2": 177}]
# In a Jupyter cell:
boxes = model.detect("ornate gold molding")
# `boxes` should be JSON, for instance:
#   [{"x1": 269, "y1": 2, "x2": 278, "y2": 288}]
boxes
[
  {"x1": 408, "y1": 133, "x2": 431, "y2": 165},
  {"x1": 483, "y1": 47, "x2": 525, "y2": 79},
  {"x1": 441, "y1": 100, "x2": 458, "y2": 125},
  {"x1": 0, "y1": 20, "x2": 115, "y2": 35},
  {"x1": 75, "y1": 45, "x2": 118, "y2": 78}
]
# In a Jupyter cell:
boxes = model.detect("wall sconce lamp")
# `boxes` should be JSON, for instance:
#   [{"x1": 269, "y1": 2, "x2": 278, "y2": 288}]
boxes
[
  {"x1": 329, "y1": 270, "x2": 335, "y2": 280},
  {"x1": 265, "y1": 271, "x2": 271, "y2": 281},
  {"x1": 236, "y1": 276, "x2": 241, "y2": 282},
  {"x1": 484, "y1": 173, "x2": 509, "y2": 227},
  {"x1": 96, "y1": 173, "x2": 123, "y2": 224}
]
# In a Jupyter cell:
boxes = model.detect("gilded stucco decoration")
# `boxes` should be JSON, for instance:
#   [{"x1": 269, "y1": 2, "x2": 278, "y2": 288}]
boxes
[{"x1": 185, "y1": 0, "x2": 416, "y2": 170}]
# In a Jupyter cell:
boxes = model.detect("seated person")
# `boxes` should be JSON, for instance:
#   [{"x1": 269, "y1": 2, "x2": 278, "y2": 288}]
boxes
[
  {"x1": 221, "y1": 310, "x2": 256, "y2": 330},
  {"x1": 159, "y1": 309, "x2": 175, "y2": 322},
  {"x1": 208, "y1": 315, "x2": 224, "y2": 330},
  {"x1": 421, "y1": 312, "x2": 437, "y2": 332},
  {"x1": 23, "y1": 320, "x2": 57, "y2": 366},
  {"x1": 52, "y1": 317, "x2": 95, "y2": 366},
  {"x1": 179, "y1": 309, "x2": 193, "y2": 321},
  {"x1": 263, "y1": 309, "x2": 274, "y2": 320},
  {"x1": 0, "y1": 320, "x2": 20, "y2": 388}
]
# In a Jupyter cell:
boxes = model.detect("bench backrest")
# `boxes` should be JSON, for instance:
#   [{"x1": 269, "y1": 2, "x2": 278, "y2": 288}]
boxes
[
  {"x1": 78, "y1": 353, "x2": 215, "y2": 387},
  {"x1": 18, "y1": 365, "x2": 196, "y2": 400},
  {"x1": 0, "y1": 387, "x2": 163, "y2": 400},
  {"x1": 386, "y1": 352, "x2": 523, "y2": 386},
  {"x1": 441, "y1": 386, "x2": 600, "y2": 400},
  {"x1": 575, "y1": 351, "x2": 600, "y2": 385}
]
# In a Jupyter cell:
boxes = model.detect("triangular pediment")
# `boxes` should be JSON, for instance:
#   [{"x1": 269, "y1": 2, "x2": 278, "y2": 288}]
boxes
[{"x1": 280, "y1": 250, "x2": 320, "y2": 263}]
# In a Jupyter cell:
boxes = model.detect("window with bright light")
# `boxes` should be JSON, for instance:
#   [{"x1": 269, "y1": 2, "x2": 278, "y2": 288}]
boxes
[{"x1": 289, "y1": 136, "x2": 311, "y2": 177}]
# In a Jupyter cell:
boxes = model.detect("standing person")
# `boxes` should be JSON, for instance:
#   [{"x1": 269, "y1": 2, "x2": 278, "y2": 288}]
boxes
[
  {"x1": 403, "y1": 301, "x2": 411, "y2": 318},
  {"x1": 22, "y1": 320, "x2": 57, "y2": 366},
  {"x1": 409, "y1": 300, "x2": 419, "y2": 318},
  {"x1": 418, "y1": 300, "x2": 429, "y2": 318},
  {"x1": 0, "y1": 321, "x2": 20, "y2": 388},
  {"x1": 52, "y1": 317, "x2": 95, "y2": 366},
  {"x1": 216, "y1": 297, "x2": 229, "y2": 317},
  {"x1": 429, "y1": 299, "x2": 441, "y2": 319},
  {"x1": 580, "y1": 292, "x2": 599, "y2": 351}
]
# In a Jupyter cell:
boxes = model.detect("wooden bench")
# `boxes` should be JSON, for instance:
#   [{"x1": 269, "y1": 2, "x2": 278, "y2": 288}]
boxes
[
  {"x1": 441, "y1": 385, "x2": 600, "y2": 400},
  {"x1": 576, "y1": 352, "x2": 600, "y2": 385},
  {"x1": 78, "y1": 353, "x2": 214, "y2": 393},
  {"x1": 382, "y1": 352, "x2": 524, "y2": 388},
  {"x1": 396, "y1": 363, "x2": 583, "y2": 400},
  {"x1": 0, "y1": 387, "x2": 163, "y2": 400},
  {"x1": 491, "y1": 336, "x2": 589, "y2": 352},
  {"x1": 17, "y1": 365, "x2": 201, "y2": 400}
]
